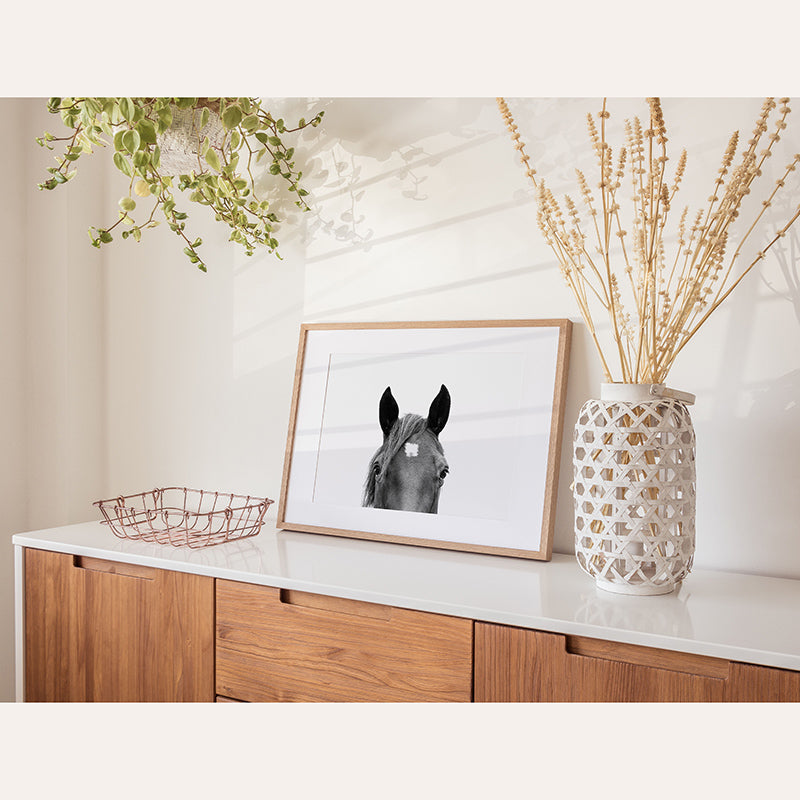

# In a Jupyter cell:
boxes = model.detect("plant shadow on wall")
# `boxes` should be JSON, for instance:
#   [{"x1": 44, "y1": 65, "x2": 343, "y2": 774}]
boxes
[
  {"x1": 263, "y1": 98, "x2": 501, "y2": 257},
  {"x1": 233, "y1": 98, "x2": 550, "y2": 368},
  {"x1": 229, "y1": 98, "x2": 528, "y2": 501},
  {"x1": 685, "y1": 153, "x2": 800, "y2": 578},
  {"x1": 762, "y1": 198, "x2": 800, "y2": 324},
  {"x1": 707, "y1": 212, "x2": 800, "y2": 578},
  {"x1": 37, "y1": 97, "x2": 502, "y2": 274}
]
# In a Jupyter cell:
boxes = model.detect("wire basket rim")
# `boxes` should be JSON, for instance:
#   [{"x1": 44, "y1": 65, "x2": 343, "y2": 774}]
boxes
[
  {"x1": 93, "y1": 486, "x2": 270, "y2": 516},
  {"x1": 93, "y1": 486, "x2": 273, "y2": 548}
]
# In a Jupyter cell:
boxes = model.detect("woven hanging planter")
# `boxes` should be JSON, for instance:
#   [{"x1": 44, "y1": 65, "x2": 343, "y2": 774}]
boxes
[
  {"x1": 157, "y1": 105, "x2": 227, "y2": 175},
  {"x1": 573, "y1": 383, "x2": 696, "y2": 595}
]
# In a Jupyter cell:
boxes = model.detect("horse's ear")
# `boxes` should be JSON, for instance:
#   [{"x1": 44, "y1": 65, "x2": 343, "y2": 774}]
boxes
[
  {"x1": 379, "y1": 386, "x2": 399, "y2": 437},
  {"x1": 427, "y1": 384, "x2": 451, "y2": 435}
]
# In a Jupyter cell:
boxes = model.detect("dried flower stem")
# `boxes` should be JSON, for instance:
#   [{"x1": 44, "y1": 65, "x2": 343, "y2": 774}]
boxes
[{"x1": 498, "y1": 97, "x2": 800, "y2": 383}]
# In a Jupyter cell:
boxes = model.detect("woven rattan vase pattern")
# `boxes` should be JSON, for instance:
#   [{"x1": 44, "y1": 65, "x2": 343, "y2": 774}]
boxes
[{"x1": 573, "y1": 383, "x2": 696, "y2": 595}]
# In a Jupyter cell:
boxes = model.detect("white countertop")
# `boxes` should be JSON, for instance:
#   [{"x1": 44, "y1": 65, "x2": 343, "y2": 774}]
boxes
[{"x1": 13, "y1": 520, "x2": 800, "y2": 672}]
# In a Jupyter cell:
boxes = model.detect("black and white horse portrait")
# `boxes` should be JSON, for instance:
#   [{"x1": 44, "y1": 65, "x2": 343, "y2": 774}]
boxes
[{"x1": 362, "y1": 384, "x2": 451, "y2": 514}]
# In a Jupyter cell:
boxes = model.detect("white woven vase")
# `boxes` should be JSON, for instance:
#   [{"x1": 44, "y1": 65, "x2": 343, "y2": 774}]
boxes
[{"x1": 573, "y1": 383, "x2": 696, "y2": 596}]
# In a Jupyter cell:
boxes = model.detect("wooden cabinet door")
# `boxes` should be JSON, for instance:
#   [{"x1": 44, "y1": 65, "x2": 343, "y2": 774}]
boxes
[
  {"x1": 216, "y1": 580, "x2": 473, "y2": 702},
  {"x1": 475, "y1": 623, "x2": 800, "y2": 702},
  {"x1": 474, "y1": 623, "x2": 730, "y2": 702},
  {"x1": 726, "y1": 663, "x2": 800, "y2": 702},
  {"x1": 25, "y1": 548, "x2": 214, "y2": 702}
]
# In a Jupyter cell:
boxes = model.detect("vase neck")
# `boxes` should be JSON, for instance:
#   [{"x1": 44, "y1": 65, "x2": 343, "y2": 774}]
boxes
[{"x1": 600, "y1": 383, "x2": 695, "y2": 405}]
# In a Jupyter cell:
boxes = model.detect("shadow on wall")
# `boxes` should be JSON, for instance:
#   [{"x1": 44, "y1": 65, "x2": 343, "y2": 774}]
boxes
[
  {"x1": 689, "y1": 187, "x2": 800, "y2": 579},
  {"x1": 230, "y1": 98, "x2": 800, "y2": 579},
  {"x1": 502, "y1": 97, "x2": 800, "y2": 578},
  {"x1": 243, "y1": 98, "x2": 486, "y2": 258},
  {"x1": 238, "y1": 97, "x2": 503, "y2": 266},
  {"x1": 697, "y1": 368, "x2": 800, "y2": 579},
  {"x1": 299, "y1": 98, "x2": 498, "y2": 255},
  {"x1": 229, "y1": 97, "x2": 567, "y2": 515},
  {"x1": 760, "y1": 203, "x2": 800, "y2": 325},
  {"x1": 232, "y1": 96, "x2": 555, "y2": 363}
]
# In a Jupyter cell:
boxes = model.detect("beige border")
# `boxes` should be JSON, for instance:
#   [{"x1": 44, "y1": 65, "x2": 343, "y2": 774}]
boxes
[{"x1": 276, "y1": 319, "x2": 572, "y2": 561}]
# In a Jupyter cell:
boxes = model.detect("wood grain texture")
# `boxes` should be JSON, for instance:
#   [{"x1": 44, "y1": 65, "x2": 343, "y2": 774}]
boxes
[
  {"x1": 474, "y1": 624, "x2": 729, "y2": 702},
  {"x1": 279, "y1": 588, "x2": 394, "y2": 619},
  {"x1": 540, "y1": 318, "x2": 572, "y2": 561},
  {"x1": 727, "y1": 662, "x2": 800, "y2": 702},
  {"x1": 25, "y1": 549, "x2": 88, "y2": 702},
  {"x1": 565, "y1": 634, "x2": 730, "y2": 679},
  {"x1": 25, "y1": 548, "x2": 215, "y2": 702},
  {"x1": 216, "y1": 580, "x2": 473, "y2": 702},
  {"x1": 475, "y1": 623, "x2": 800, "y2": 702},
  {"x1": 276, "y1": 319, "x2": 572, "y2": 561}
]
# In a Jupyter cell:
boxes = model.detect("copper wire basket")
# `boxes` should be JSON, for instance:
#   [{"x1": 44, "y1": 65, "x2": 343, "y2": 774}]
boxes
[{"x1": 94, "y1": 487, "x2": 272, "y2": 548}]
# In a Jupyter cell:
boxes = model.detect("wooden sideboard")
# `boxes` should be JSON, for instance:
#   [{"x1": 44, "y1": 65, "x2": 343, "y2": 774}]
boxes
[
  {"x1": 21, "y1": 547, "x2": 800, "y2": 703},
  {"x1": 473, "y1": 623, "x2": 800, "y2": 702},
  {"x1": 24, "y1": 548, "x2": 214, "y2": 702},
  {"x1": 215, "y1": 580, "x2": 472, "y2": 702}
]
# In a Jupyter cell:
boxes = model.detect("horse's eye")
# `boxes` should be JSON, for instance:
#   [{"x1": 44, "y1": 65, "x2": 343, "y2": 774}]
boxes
[
  {"x1": 439, "y1": 467, "x2": 449, "y2": 481},
  {"x1": 372, "y1": 463, "x2": 381, "y2": 475}
]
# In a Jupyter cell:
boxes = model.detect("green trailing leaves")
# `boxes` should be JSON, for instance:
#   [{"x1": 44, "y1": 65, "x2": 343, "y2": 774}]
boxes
[
  {"x1": 136, "y1": 118, "x2": 157, "y2": 144},
  {"x1": 157, "y1": 106, "x2": 173, "y2": 133},
  {"x1": 121, "y1": 129, "x2": 140, "y2": 155},
  {"x1": 221, "y1": 105, "x2": 242, "y2": 130},
  {"x1": 241, "y1": 114, "x2": 259, "y2": 133},
  {"x1": 132, "y1": 150, "x2": 150, "y2": 171},
  {"x1": 37, "y1": 97, "x2": 326, "y2": 271},
  {"x1": 118, "y1": 97, "x2": 134, "y2": 123},
  {"x1": 204, "y1": 147, "x2": 221, "y2": 172},
  {"x1": 113, "y1": 152, "x2": 132, "y2": 177}
]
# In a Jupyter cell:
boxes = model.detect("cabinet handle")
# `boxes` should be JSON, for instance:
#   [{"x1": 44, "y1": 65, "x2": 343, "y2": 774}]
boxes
[
  {"x1": 73, "y1": 555, "x2": 156, "y2": 581},
  {"x1": 279, "y1": 588, "x2": 392, "y2": 621},
  {"x1": 565, "y1": 634, "x2": 730, "y2": 680}
]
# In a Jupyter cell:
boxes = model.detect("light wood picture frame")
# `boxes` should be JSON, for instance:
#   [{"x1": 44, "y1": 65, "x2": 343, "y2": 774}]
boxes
[{"x1": 277, "y1": 319, "x2": 572, "y2": 560}]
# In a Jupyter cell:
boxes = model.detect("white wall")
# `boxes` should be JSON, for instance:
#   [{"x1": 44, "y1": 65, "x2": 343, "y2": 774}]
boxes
[
  {"x1": 3, "y1": 96, "x2": 799, "y2": 699},
  {"x1": 295, "y1": 98, "x2": 800, "y2": 579},
  {"x1": 0, "y1": 98, "x2": 107, "y2": 701},
  {"x1": 0, "y1": 101, "x2": 29, "y2": 703},
  {"x1": 23, "y1": 100, "x2": 107, "y2": 532},
  {"x1": 104, "y1": 97, "x2": 800, "y2": 579}
]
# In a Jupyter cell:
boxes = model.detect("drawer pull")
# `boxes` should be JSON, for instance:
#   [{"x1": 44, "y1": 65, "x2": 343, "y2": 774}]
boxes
[
  {"x1": 565, "y1": 634, "x2": 730, "y2": 680},
  {"x1": 73, "y1": 555, "x2": 156, "y2": 581},
  {"x1": 279, "y1": 588, "x2": 392, "y2": 621}
]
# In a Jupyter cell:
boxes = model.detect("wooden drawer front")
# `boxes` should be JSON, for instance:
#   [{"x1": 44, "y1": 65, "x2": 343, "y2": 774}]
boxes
[
  {"x1": 475, "y1": 623, "x2": 800, "y2": 702},
  {"x1": 25, "y1": 548, "x2": 214, "y2": 702},
  {"x1": 726, "y1": 663, "x2": 800, "y2": 702},
  {"x1": 216, "y1": 580, "x2": 473, "y2": 702},
  {"x1": 474, "y1": 624, "x2": 729, "y2": 702}
]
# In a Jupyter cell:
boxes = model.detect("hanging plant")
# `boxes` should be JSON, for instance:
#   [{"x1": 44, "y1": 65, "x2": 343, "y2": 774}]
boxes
[{"x1": 36, "y1": 97, "x2": 324, "y2": 271}]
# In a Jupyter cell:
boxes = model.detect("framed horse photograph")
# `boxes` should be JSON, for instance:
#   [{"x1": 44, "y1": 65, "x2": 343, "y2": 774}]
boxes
[{"x1": 277, "y1": 319, "x2": 572, "y2": 560}]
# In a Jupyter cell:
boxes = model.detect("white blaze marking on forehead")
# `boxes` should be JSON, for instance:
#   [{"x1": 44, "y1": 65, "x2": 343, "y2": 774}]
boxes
[{"x1": 404, "y1": 442, "x2": 419, "y2": 458}]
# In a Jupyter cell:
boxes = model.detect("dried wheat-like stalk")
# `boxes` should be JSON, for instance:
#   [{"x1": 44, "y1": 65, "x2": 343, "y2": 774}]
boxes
[{"x1": 498, "y1": 97, "x2": 800, "y2": 383}]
